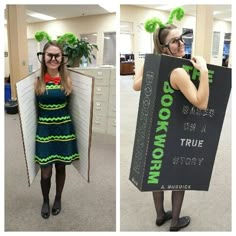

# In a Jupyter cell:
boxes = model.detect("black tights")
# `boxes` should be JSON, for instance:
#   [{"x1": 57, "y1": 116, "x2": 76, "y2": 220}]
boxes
[
  {"x1": 41, "y1": 166, "x2": 52, "y2": 202},
  {"x1": 41, "y1": 164, "x2": 66, "y2": 202},
  {"x1": 152, "y1": 191, "x2": 185, "y2": 224},
  {"x1": 55, "y1": 164, "x2": 66, "y2": 201}
]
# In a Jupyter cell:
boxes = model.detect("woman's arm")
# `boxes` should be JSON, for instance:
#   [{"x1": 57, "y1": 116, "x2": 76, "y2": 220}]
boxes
[
  {"x1": 34, "y1": 77, "x2": 40, "y2": 94},
  {"x1": 170, "y1": 56, "x2": 209, "y2": 110},
  {"x1": 34, "y1": 77, "x2": 38, "y2": 89},
  {"x1": 67, "y1": 76, "x2": 72, "y2": 92},
  {"x1": 133, "y1": 64, "x2": 144, "y2": 91}
]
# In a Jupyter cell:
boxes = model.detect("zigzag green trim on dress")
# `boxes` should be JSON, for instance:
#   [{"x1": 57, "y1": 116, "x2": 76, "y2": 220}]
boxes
[
  {"x1": 36, "y1": 134, "x2": 76, "y2": 142},
  {"x1": 39, "y1": 116, "x2": 71, "y2": 122},
  {"x1": 38, "y1": 120, "x2": 72, "y2": 125},
  {"x1": 35, "y1": 153, "x2": 80, "y2": 165},
  {"x1": 39, "y1": 102, "x2": 67, "y2": 110},
  {"x1": 38, "y1": 116, "x2": 72, "y2": 125},
  {"x1": 46, "y1": 84, "x2": 61, "y2": 90}
]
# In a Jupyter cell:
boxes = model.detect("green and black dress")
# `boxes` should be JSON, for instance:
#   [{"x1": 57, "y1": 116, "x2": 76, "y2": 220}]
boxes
[{"x1": 35, "y1": 73, "x2": 79, "y2": 167}]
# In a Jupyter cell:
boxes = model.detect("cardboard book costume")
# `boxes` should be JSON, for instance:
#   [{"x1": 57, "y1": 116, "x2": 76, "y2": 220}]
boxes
[
  {"x1": 129, "y1": 54, "x2": 231, "y2": 191},
  {"x1": 16, "y1": 70, "x2": 94, "y2": 186}
]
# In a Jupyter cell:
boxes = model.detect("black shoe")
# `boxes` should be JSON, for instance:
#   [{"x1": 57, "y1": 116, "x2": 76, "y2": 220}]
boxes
[
  {"x1": 52, "y1": 199, "x2": 61, "y2": 215},
  {"x1": 41, "y1": 201, "x2": 50, "y2": 219},
  {"x1": 156, "y1": 211, "x2": 172, "y2": 226},
  {"x1": 170, "y1": 216, "x2": 191, "y2": 231}
]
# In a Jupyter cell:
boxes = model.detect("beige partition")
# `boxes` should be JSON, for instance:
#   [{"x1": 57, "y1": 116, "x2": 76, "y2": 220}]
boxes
[
  {"x1": 7, "y1": 5, "x2": 28, "y2": 99},
  {"x1": 194, "y1": 5, "x2": 213, "y2": 63}
]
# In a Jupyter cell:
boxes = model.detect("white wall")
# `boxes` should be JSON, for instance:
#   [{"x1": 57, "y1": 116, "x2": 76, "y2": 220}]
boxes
[{"x1": 120, "y1": 5, "x2": 231, "y2": 67}]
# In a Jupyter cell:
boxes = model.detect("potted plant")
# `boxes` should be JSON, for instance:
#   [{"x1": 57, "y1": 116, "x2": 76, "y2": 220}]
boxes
[{"x1": 63, "y1": 38, "x2": 98, "y2": 67}]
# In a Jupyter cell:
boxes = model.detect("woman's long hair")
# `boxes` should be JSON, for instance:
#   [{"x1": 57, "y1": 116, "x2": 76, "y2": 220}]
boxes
[{"x1": 35, "y1": 41, "x2": 71, "y2": 95}]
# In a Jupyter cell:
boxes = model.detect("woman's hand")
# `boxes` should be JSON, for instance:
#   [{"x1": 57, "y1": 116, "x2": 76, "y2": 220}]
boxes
[{"x1": 190, "y1": 56, "x2": 208, "y2": 73}]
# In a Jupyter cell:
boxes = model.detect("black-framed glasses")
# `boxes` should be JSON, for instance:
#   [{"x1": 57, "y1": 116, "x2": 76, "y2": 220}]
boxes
[
  {"x1": 164, "y1": 30, "x2": 193, "y2": 54},
  {"x1": 164, "y1": 34, "x2": 185, "y2": 51},
  {"x1": 37, "y1": 52, "x2": 69, "y2": 65}
]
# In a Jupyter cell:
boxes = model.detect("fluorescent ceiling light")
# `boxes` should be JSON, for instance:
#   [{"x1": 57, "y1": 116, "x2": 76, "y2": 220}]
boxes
[
  {"x1": 27, "y1": 10, "x2": 56, "y2": 21},
  {"x1": 104, "y1": 36, "x2": 110, "y2": 39},
  {"x1": 99, "y1": 4, "x2": 117, "y2": 13}
]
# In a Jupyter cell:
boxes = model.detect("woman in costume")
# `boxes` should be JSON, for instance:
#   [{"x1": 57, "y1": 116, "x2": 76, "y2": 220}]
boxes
[
  {"x1": 34, "y1": 32, "x2": 79, "y2": 219},
  {"x1": 133, "y1": 8, "x2": 209, "y2": 231}
]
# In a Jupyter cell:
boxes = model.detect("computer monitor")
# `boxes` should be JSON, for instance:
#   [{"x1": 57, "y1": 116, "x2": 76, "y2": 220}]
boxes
[{"x1": 125, "y1": 54, "x2": 134, "y2": 61}]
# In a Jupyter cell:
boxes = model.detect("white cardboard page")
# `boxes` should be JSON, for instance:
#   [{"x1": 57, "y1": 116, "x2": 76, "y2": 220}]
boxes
[
  {"x1": 16, "y1": 71, "x2": 40, "y2": 186},
  {"x1": 69, "y1": 70, "x2": 94, "y2": 182}
]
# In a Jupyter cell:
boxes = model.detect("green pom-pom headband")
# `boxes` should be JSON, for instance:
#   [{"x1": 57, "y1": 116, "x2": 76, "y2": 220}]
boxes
[
  {"x1": 145, "y1": 7, "x2": 185, "y2": 33},
  {"x1": 35, "y1": 31, "x2": 52, "y2": 42},
  {"x1": 34, "y1": 31, "x2": 77, "y2": 45}
]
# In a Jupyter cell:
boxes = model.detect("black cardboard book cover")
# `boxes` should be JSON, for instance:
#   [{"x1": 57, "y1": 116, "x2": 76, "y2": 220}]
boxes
[{"x1": 130, "y1": 54, "x2": 231, "y2": 191}]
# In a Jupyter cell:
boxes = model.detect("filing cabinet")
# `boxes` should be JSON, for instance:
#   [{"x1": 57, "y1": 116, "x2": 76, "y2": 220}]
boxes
[{"x1": 73, "y1": 67, "x2": 116, "y2": 136}]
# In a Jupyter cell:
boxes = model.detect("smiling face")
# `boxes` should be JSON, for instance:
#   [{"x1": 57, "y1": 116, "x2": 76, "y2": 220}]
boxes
[
  {"x1": 44, "y1": 45, "x2": 62, "y2": 70},
  {"x1": 163, "y1": 28, "x2": 186, "y2": 57}
]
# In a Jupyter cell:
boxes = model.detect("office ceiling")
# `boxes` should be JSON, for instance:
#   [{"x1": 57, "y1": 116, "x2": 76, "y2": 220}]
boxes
[
  {"x1": 5, "y1": 4, "x2": 231, "y2": 23},
  {"x1": 137, "y1": 4, "x2": 232, "y2": 22},
  {"x1": 5, "y1": 5, "x2": 114, "y2": 23}
]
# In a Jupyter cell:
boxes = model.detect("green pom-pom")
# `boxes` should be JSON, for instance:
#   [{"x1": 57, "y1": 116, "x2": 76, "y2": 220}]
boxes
[
  {"x1": 35, "y1": 32, "x2": 44, "y2": 41},
  {"x1": 35, "y1": 31, "x2": 52, "y2": 42},
  {"x1": 144, "y1": 17, "x2": 165, "y2": 33},
  {"x1": 144, "y1": 7, "x2": 185, "y2": 34},
  {"x1": 57, "y1": 33, "x2": 77, "y2": 45},
  {"x1": 167, "y1": 7, "x2": 185, "y2": 24}
]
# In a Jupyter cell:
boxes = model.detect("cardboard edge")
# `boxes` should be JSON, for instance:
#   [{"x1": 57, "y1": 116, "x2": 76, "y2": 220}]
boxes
[
  {"x1": 87, "y1": 77, "x2": 95, "y2": 182},
  {"x1": 16, "y1": 83, "x2": 33, "y2": 187},
  {"x1": 140, "y1": 54, "x2": 161, "y2": 190},
  {"x1": 68, "y1": 68, "x2": 94, "y2": 182}
]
